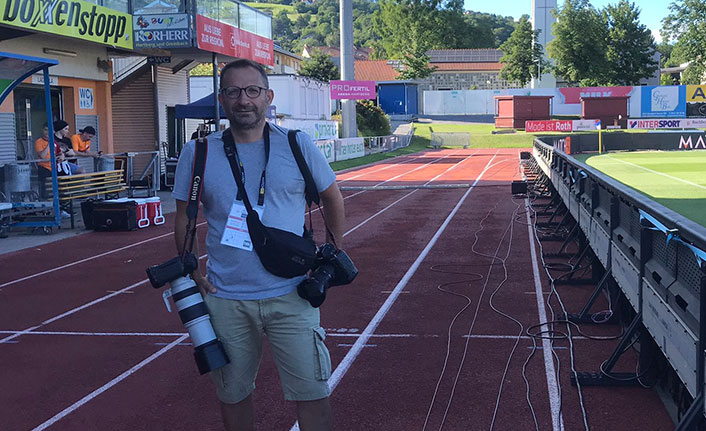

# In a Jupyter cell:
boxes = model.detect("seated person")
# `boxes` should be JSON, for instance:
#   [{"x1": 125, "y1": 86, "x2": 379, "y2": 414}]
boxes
[
  {"x1": 36, "y1": 122, "x2": 83, "y2": 176},
  {"x1": 70, "y1": 126, "x2": 102, "y2": 158}
]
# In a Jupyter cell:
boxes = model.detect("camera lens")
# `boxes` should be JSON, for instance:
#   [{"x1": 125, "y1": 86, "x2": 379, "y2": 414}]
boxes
[{"x1": 170, "y1": 276, "x2": 229, "y2": 374}]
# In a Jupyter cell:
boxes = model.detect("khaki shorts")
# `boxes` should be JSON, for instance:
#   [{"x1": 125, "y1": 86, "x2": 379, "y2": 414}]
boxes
[{"x1": 204, "y1": 290, "x2": 332, "y2": 403}]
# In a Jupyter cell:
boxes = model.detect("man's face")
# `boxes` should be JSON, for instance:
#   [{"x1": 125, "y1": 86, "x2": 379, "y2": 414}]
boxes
[
  {"x1": 60, "y1": 125, "x2": 70, "y2": 137},
  {"x1": 42, "y1": 127, "x2": 49, "y2": 139},
  {"x1": 81, "y1": 132, "x2": 94, "y2": 141},
  {"x1": 218, "y1": 66, "x2": 273, "y2": 130}
]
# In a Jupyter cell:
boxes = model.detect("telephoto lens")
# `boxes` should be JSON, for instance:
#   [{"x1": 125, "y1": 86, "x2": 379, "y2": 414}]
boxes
[{"x1": 169, "y1": 276, "x2": 229, "y2": 374}]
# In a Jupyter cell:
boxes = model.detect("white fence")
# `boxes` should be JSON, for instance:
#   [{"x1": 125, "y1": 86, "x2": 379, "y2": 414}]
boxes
[{"x1": 423, "y1": 87, "x2": 645, "y2": 118}]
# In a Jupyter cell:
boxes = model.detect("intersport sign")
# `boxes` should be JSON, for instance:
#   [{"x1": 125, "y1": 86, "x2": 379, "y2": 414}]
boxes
[{"x1": 1, "y1": 0, "x2": 133, "y2": 49}]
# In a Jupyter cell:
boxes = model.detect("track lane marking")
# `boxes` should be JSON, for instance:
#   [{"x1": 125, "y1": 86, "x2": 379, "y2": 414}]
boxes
[
  {"x1": 290, "y1": 151, "x2": 498, "y2": 431},
  {"x1": 31, "y1": 334, "x2": 189, "y2": 431},
  {"x1": 525, "y1": 199, "x2": 564, "y2": 431},
  {"x1": 3, "y1": 151, "x2": 464, "y2": 290},
  {"x1": 0, "y1": 222, "x2": 208, "y2": 290}
]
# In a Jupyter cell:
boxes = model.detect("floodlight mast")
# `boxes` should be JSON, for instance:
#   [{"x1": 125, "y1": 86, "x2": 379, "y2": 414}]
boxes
[{"x1": 340, "y1": 0, "x2": 358, "y2": 138}]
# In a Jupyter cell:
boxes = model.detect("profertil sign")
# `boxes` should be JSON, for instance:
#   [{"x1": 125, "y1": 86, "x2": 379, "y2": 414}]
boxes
[{"x1": 1, "y1": 0, "x2": 133, "y2": 49}]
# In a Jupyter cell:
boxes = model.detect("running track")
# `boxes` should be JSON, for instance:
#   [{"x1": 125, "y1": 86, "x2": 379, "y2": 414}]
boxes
[{"x1": 0, "y1": 148, "x2": 674, "y2": 430}]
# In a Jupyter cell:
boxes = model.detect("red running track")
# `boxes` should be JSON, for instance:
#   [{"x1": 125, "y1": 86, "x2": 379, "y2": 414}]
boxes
[{"x1": 0, "y1": 148, "x2": 674, "y2": 430}]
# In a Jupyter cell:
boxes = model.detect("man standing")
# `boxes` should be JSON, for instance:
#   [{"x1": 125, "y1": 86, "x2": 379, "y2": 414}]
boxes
[
  {"x1": 71, "y1": 126, "x2": 102, "y2": 158},
  {"x1": 172, "y1": 59, "x2": 345, "y2": 431}
]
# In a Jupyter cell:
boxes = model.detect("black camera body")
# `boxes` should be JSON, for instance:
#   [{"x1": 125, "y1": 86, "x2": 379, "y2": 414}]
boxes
[
  {"x1": 297, "y1": 243, "x2": 358, "y2": 308},
  {"x1": 146, "y1": 252, "x2": 199, "y2": 289},
  {"x1": 146, "y1": 252, "x2": 229, "y2": 375}
]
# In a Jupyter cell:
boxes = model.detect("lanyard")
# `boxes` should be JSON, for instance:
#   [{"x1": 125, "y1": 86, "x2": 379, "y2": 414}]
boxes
[{"x1": 229, "y1": 124, "x2": 270, "y2": 207}]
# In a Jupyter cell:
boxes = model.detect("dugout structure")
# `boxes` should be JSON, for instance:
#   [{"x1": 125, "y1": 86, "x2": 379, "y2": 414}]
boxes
[
  {"x1": 532, "y1": 134, "x2": 706, "y2": 430},
  {"x1": 0, "y1": 52, "x2": 60, "y2": 233}
]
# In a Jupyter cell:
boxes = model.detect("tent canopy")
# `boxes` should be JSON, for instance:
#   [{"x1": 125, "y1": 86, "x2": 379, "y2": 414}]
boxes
[{"x1": 175, "y1": 93, "x2": 226, "y2": 119}]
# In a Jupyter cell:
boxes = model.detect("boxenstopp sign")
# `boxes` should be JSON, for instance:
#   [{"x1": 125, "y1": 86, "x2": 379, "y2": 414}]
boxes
[{"x1": 1, "y1": 0, "x2": 133, "y2": 49}]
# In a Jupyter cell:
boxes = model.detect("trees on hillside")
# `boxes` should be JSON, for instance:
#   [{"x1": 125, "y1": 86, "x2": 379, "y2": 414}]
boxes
[
  {"x1": 662, "y1": 0, "x2": 706, "y2": 84},
  {"x1": 547, "y1": 0, "x2": 656, "y2": 86},
  {"x1": 499, "y1": 15, "x2": 549, "y2": 86}
]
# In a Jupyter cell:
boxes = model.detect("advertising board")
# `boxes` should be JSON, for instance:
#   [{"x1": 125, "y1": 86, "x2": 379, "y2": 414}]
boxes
[
  {"x1": 640, "y1": 85, "x2": 686, "y2": 118},
  {"x1": 195, "y1": 14, "x2": 273, "y2": 66},
  {"x1": 277, "y1": 119, "x2": 338, "y2": 140},
  {"x1": 330, "y1": 80, "x2": 376, "y2": 100},
  {"x1": 133, "y1": 13, "x2": 190, "y2": 49},
  {"x1": 1, "y1": 0, "x2": 133, "y2": 49},
  {"x1": 525, "y1": 120, "x2": 572, "y2": 132}
]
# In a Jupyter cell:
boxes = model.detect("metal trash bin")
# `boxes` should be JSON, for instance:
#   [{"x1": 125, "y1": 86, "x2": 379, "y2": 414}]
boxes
[{"x1": 3, "y1": 163, "x2": 31, "y2": 198}]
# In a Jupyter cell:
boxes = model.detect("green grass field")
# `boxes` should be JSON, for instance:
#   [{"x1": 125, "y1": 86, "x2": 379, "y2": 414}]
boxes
[{"x1": 574, "y1": 150, "x2": 706, "y2": 228}]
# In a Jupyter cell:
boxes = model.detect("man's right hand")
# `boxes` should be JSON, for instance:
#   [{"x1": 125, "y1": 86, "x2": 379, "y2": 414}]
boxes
[{"x1": 192, "y1": 272, "x2": 217, "y2": 295}]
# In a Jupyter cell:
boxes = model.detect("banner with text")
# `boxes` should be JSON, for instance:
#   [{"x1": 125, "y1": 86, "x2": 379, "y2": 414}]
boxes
[
  {"x1": 134, "y1": 13, "x2": 190, "y2": 48},
  {"x1": 1, "y1": 0, "x2": 133, "y2": 49},
  {"x1": 628, "y1": 118, "x2": 706, "y2": 129},
  {"x1": 557, "y1": 86, "x2": 633, "y2": 104},
  {"x1": 640, "y1": 85, "x2": 686, "y2": 118},
  {"x1": 526, "y1": 119, "x2": 601, "y2": 132},
  {"x1": 330, "y1": 80, "x2": 376, "y2": 100},
  {"x1": 195, "y1": 14, "x2": 273, "y2": 66},
  {"x1": 277, "y1": 119, "x2": 338, "y2": 140},
  {"x1": 336, "y1": 138, "x2": 365, "y2": 161}
]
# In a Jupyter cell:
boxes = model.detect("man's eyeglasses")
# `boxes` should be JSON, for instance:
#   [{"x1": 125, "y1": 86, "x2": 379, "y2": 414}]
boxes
[{"x1": 220, "y1": 86, "x2": 268, "y2": 99}]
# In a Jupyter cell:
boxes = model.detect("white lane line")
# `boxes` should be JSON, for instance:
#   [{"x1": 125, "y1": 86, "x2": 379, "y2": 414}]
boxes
[
  {"x1": 525, "y1": 199, "x2": 564, "y2": 431},
  {"x1": 0, "y1": 331, "x2": 188, "y2": 337},
  {"x1": 337, "y1": 154, "x2": 420, "y2": 183},
  {"x1": 31, "y1": 334, "x2": 189, "y2": 431},
  {"x1": 0, "y1": 279, "x2": 149, "y2": 344},
  {"x1": 342, "y1": 151, "x2": 477, "y2": 238},
  {"x1": 0, "y1": 254, "x2": 206, "y2": 345},
  {"x1": 0, "y1": 221, "x2": 207, "y2": 290},
  {"x1": 289, "y1": 152, "x2": 497, "y2": 431},
  {"x1": 604, "y1": 154, "x2": 706, "y2": 191}
]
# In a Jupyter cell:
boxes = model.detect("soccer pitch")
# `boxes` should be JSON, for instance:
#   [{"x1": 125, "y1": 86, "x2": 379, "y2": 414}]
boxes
[{"x1": 574, "y1": 150, "x2": 706, "y2": 228}]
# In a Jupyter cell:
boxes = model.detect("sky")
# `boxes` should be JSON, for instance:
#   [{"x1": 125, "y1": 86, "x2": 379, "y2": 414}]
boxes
[{"x1": 463, "y1": 0, "x2": 672, "y2": 42}]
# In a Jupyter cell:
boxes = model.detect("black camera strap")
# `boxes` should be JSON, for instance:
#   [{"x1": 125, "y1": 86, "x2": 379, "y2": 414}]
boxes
[
  {"x1": 182, "y1": 138, "x2": 208, "y2": 259},
  {"x1": 222, "y1": 125, "x2": 335, "y2": 244}
]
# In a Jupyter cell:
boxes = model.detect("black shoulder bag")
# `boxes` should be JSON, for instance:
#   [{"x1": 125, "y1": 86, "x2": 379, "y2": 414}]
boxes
[{"x1": 222, "y1": 125, "x2": 319, "y2": 279}]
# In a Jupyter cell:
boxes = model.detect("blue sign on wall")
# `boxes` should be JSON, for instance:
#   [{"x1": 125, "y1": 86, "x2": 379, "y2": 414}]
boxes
[{"x1": 640, "y1": 85, "x2": 686, "y2": 118}]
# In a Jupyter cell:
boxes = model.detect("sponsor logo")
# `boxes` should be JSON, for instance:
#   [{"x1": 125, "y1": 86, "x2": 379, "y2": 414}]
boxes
[
  {"x1": 629, "y1": 119, "x2": 684, "y2": 129},
  {"x1": 2, "y1": 0, "x2": 131, "y2": 47},
  {"x1": 678, "y1": 135, "x2": 706, "y2": 149}
]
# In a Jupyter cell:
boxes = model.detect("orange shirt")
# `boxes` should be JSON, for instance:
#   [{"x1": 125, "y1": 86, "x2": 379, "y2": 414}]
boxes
[
  {"x1": 71, "y1": 134, "x2": 91, "y2": 152},
  {"x1": 34, "y1": 137, "x2": 57, "y2": 170}
]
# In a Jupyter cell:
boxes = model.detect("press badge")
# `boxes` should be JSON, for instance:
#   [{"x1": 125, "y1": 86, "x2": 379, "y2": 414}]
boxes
[{"x1": 220, "y1": 201, "x2": 264, "y2": 251}]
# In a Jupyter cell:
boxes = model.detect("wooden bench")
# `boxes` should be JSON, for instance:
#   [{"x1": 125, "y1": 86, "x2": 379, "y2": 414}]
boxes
[{"x1": 46, "y1": 169, "x2": 127, "y2": 228}]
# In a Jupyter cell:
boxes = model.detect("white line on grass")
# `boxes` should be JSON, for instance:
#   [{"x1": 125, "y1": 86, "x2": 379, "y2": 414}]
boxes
[
  {"x1": 31, "y1": 334, "x2": 189, "y2": 431},
  {"x1": 525, "y1": 199, "x2": 564, "y2": 431},
  {"x1": 289, "y1": 151, "x2": 497, "y2": 431},
  {"x1": 605, "y1": 154, "x2": 706, "y2": 191}
]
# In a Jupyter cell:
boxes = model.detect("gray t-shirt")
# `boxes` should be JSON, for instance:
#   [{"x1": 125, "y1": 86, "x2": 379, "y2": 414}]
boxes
[{"x1": 172, "y1": 124, "x2": 336, "y2": 300}]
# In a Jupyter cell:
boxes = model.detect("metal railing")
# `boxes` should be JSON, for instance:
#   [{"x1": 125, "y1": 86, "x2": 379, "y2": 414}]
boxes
[{"x1": 363, "y1": 127, "x2": 415, "y2": 155}]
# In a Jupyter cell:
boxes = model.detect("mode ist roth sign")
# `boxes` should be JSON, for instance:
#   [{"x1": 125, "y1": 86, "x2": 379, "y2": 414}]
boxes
[{"x1": 330, "y1": 80, "x2": 376, "y2": 100}]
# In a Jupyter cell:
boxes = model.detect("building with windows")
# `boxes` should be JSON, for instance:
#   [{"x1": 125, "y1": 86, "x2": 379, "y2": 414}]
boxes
[{"x1": 0, "y1": 0, "x2": 273, "y2": 174}]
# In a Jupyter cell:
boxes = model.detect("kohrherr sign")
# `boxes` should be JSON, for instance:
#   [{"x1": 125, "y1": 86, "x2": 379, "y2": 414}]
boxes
[
  {"x1": 133, "y1": 13, "x2": 190, "y2": 49},
  {"x1": 1, "y1": 0, "x2": 133, "y2": 49},
  {"x1": 330, "y1": 80, "x2": 376, "y2": 100}
]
